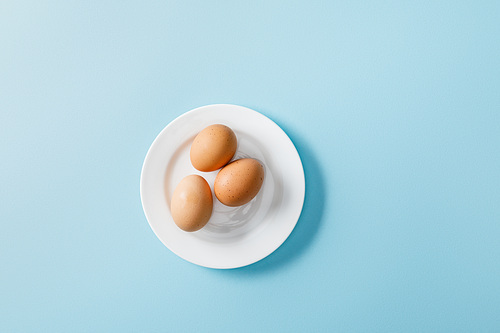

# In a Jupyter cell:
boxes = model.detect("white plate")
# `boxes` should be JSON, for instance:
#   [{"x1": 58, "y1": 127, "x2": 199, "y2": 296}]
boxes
[{"x1": 140, "y1": 104, "x2": 305, "y2": 269}]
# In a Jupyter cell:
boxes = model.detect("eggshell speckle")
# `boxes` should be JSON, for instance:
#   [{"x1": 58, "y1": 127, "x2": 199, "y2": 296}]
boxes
[
  {"x1": 214, "y1": 158, "x2": 265, "y2": 207},
  {"x1": 171, "y1": 175, "x2": 213, "y2": 232},
  {"x1": 190, "y1": 124, "x2": 237, "y2": 172}
]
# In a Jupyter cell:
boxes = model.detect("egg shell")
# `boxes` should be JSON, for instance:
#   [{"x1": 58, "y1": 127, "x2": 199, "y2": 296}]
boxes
[
  {"x1": 190, "y1": 124, "x2": 237, "y2": 172},
  {"x1": 214, "y1": 158, "x2": 265, "y2": 207},
  {"x1": 170, "y1": 175, "x2": 213, "y2": 232}
]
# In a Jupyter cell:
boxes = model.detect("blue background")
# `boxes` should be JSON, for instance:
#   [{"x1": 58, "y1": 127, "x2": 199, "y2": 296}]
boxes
[{"x1": 1, "y1": 1, "x2": 499, "y2": 332}]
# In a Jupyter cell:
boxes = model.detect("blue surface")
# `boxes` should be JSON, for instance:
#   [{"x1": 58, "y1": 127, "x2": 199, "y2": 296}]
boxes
[{"x1": 1, "y1": 1, "x2": 499, "y2": 332}]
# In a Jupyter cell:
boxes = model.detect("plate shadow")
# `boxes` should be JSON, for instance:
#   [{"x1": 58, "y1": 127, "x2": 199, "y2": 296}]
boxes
[{"x1": 211, "y1": 118, "x2": 327, "y2": 275}]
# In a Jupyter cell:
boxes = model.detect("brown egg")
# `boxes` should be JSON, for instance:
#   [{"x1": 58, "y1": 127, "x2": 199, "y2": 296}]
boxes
[
  {"x1": 170, "y1": 175, "x2": 213, "y2": 232},
  {"x1": 214, "y1": 158, "x2": 265, "y2": 207},
  {"x1": 190, "y1": 124, "x2": 237, "y2": 172}
]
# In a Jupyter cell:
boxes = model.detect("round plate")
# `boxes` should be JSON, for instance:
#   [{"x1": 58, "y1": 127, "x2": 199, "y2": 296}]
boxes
[{"x1": 140, "y1": 104, "x2": 305, "y2": 269}]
